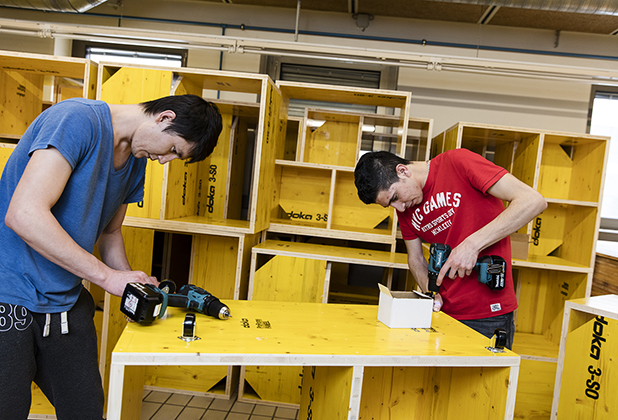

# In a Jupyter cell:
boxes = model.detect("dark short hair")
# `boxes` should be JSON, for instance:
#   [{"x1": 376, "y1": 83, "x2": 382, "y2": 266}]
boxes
[
  {"x1": 354, "y1": 151, "x2": 410, "y2": 204},
  {"x1": 141, "y1": 94, "x2": 222, "y2": 163}
]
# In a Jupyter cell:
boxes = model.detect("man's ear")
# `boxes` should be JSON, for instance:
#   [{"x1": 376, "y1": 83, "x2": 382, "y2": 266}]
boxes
[
  {"x1": 396, "y1": 163, "x2": 410, "y2": 178},
  {"x1": 156, "y1": 110, "x2": 176, "y2": 123}
]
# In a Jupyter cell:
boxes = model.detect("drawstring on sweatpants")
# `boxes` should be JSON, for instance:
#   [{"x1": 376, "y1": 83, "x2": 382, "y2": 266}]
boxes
[{"x1": 42, "y1": 312, "x2": 69, "y2": 337}]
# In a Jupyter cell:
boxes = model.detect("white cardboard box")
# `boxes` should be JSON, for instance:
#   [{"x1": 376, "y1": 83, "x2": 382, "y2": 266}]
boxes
[{"x1": 377, "y1": 284, "x2": 433, "y2": 328}]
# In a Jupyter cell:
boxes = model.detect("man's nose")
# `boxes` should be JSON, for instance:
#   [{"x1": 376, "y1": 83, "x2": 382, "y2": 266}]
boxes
[
  {"x1": 159, "y1": 154, "x2": 177, "y2": 164},
  {"x1": 391, "y1": 202, "x2": 405, "y2": 212}
]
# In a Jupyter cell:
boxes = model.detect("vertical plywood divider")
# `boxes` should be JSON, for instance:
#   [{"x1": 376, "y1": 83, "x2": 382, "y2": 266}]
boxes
[
  {"x1": 100, "y1": 66, "x2": 172, "y2": 219},
  {"x1": 191, "y1": 234, "x2": 240, "y2": 299},
  {"x1": 164, "y1": 159, "x2": 199, "y2": 220},
  {"x1": 253, "y1": 82, "x2": 286, "y2": 233},
  {"x1": 513, "y1": 134, "x2": 543, "y2": 189},
  {"x1": 198, "y1": 113, "x2": 233, "y2": 220},
  {"x1": 244, "y1": 254, "x2": 328, "y2": 405},
  {"x1": 0, "y1": 69, "x2": 44, "y2": 136},
  {"x1": 298, "y1": 366, "x2": 356, "y2": 420},
  {"x1": 100, "y1": 227, "x2": 154, "y2": 406},
  {"x1": 227, "y1": 117, "x2": 248, "y2": 220}
]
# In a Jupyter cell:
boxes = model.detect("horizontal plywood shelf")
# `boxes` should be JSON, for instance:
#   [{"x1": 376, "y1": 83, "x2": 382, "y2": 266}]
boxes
[
  {"x1": 252, "y1": 240, "x2": 408, "y2": 268},
  {"x1": 513, "y1": 332, "x2": 559, "y2": 361}
]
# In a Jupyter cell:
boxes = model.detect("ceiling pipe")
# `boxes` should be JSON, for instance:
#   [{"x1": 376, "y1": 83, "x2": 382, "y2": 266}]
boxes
[
  {"x1": 0, "y1": 0, "x2": 106, "y2": 13},
  {"x1": 423, "y1": 0, "x2": 618, "y2": 16},
  {"x1": 2, "y1": 17, "x2": 618, "y2": 85}
]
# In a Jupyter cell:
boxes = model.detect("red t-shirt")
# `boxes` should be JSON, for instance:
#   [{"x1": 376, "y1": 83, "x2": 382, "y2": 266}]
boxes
[{"x1": 398, "y1": 149, "x2": 518, "y2": 320}]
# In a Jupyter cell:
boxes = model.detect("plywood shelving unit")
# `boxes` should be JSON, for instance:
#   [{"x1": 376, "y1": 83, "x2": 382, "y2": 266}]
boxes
[
  {"x1": 431, "y1": 121, "x2": 609, "y2": 420},
  {"x1": 239, "y1": 81, "x2": 433, "y2": 407}
]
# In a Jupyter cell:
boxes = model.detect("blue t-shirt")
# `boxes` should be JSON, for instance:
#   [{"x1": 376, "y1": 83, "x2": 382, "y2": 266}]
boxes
[{"x1": 0, "y1": 98, "x2": 147, "y2": 313}]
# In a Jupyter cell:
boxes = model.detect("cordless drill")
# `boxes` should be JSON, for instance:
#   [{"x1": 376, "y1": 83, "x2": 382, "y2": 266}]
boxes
[
  {"x1": 120, "y1": 280, "x2": 231, "y2": 325},
  {"x1": 427, "y1": 243, "x2": 506, "y2": 294}
]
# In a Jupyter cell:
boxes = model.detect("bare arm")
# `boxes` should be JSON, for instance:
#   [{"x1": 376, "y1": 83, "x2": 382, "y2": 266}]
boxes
[
  {"x1": 405, "y1": 238, "x2": 444, "y2": 311},
  {"x1": 5, "y1": 147, "x2": 157, "y2": 296},
  {"x1": 438, "y1": 172, "x2": 547, "y2": 285}
]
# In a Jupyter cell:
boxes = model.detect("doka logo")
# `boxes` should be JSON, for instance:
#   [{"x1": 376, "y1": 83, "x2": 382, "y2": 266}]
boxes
[
  {"x1": 532, "y1": 217, "x2": 542, "y2": 246},
  {"x1": 287, "y1": 211, "x2": 313, "y2": 220},
  {"x1": 206, "y1": 185, "x2": 216, "y2": 214}
]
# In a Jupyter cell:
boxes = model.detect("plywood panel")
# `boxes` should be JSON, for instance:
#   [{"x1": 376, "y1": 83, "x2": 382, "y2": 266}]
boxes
[{"x1": 0, "y1": 69, "x2": 44, "y2": 136}]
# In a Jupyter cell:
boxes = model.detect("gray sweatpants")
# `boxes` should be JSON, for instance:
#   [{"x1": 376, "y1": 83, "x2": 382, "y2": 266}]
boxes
[{"x1": 0, "y1": 287, "x2": 104, "y2": 420}]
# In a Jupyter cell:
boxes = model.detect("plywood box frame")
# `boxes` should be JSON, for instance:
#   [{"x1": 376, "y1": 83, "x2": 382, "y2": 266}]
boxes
[
  {"x1": 270, "y1": 82, "x2": 420, "y2": 245},
  {"x1": 0, "y1": 49, "x2": 97, "y2": 138},
  {"x1": 97, "y1": 62, "x2": 286, "y2": 237}
]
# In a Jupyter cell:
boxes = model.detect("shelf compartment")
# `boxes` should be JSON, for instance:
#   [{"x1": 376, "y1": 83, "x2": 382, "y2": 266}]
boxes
[
  {"x1": 514, "y1": 267, "x2": 590, "y2": 349},
  {"x1": 431, "y1": 123, "x2": 543, "y2": 188},
  {"x1": 527, "y1": 202, "x2": 599, "y2": 268},
  {"x1": 1, "y1": 50, "x2": 97, "y2": 139},
  {"x1": 301, "y1": 109, "x2": 361, "y2": 166},
  {"x1": 539, "y1": 133, "x2": 608, "y2": 203},
  {"x1": 271, "y1": 161, "x2": 395, "y2": 242}
]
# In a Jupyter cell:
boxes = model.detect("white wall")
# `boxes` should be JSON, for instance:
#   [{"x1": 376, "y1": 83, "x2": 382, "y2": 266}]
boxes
[{"x1": 0, "y1": 0, "x2": 611, "y2": 135}]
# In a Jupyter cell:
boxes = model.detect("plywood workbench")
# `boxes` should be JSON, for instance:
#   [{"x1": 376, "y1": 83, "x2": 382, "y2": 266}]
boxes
[{"x1": 107, "y1": 300, "x2": 520, "y2": 420}]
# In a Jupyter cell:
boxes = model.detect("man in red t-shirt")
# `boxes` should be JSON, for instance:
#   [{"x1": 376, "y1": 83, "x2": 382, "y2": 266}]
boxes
[{"x1": 354, "y1": 149, "x2": 547, "y2": 349}]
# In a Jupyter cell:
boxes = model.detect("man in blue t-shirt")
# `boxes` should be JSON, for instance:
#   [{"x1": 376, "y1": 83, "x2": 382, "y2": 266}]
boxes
[{"x1": 0, "y1": 94, "x2": 222, "y2": 419}]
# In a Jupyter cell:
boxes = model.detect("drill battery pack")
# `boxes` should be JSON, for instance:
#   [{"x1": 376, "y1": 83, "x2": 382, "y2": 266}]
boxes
[{"x1": 120, "y1": 282, "x2": 166, "y2": 324}]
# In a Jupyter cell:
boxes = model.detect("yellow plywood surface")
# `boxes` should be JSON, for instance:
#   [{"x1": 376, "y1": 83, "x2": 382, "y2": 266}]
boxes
[
  {"x1": 557, "y1": 314, "x2": 617, "y2": 419},
  {"x1": 113, "y1": 301, "x2": 519, "y2": 361},
  {"x1": 360, "y1": 365, "x2": 511, "y2": 420},
  {"x1": 514, "y1": 358, "x2": 556, "y2": 420},
  {"x1": 144, "y1": 365, "x2": 230, "y2": 395},
  {"x1": 252, "y1": 81, "x2": 286, "y2": 233},
  {"x1": 527, "y1": 203, "x2": 597, "y2": 268},
  {"x1": 277, "y1": 165, "x2": 331, "y2": 226},
  {"x1": 164, "y1": 159, "x2": 199, "y2": 220},
  {"x1": 190, "y1": 234, "x2": 240, "y2": 300},
  {"x1": 303, "y1": 120, "x2": 359, "y2": 166},
  {"x1": 126, "y1": 160, "x2": 165, "y2": 219},
  {"x1": 332, "y1": 170, "x2": 392, "y2": 231},
  {"x1": 515, "y1": 268, "x2": 588, "y2": 346},
  {"x1": 540, "y1": 135, "x2": 607, "y2": 203},
  {"x1": 298, "y1": 366, "x2": 355, "y2": 420},
  {"x1": 0, "y1": 69, "x2": 44, "y2": 136},
  {"x1": 100, "y1": 66, "x2": 172, "y2": 103},
  {"x1": 1, "y1": 51, "x2": 93, "y2": 79},
  {"x1": 30, "y1": 383, "x2": 55, "y2": 416},
  {"x1": 194, "y1": 113, "x2": 234, "y2": 220},
  {"x1": 179, "y1": 71, "x2": 266, "y2": 95},
  {"x1": 277, "y1": 81, "x2": 410, "y2": 109},
  {"x1": 0, "y1": 143, "x2": 15, "y2": 172},
  {"x1": 251, "y1": 254, "x2": 327, "y2": 303},
  {"x1": 511, "y1": 134, "x2": 542, "y2": 188}
]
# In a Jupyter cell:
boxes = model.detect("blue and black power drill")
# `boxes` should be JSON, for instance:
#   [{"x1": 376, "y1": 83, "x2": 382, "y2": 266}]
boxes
[
  {"x1": 120, "y1": 280, "x2": 231, "y2": 325},
  {"x1": 427, "y1": 243, "x2": 506, "y2": 294}
]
